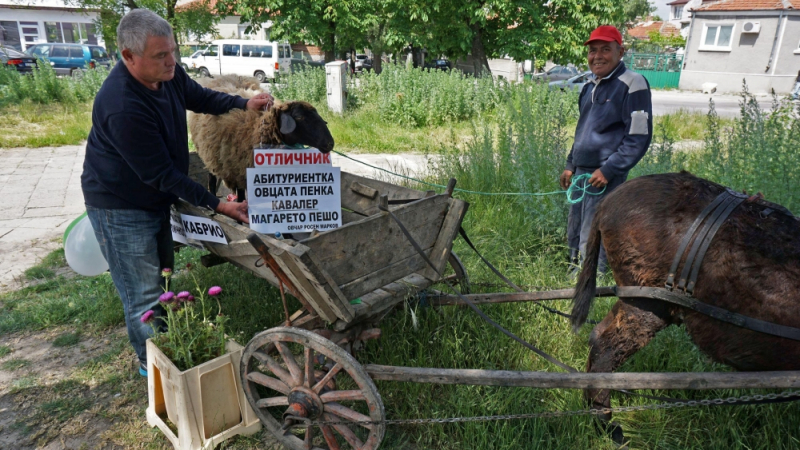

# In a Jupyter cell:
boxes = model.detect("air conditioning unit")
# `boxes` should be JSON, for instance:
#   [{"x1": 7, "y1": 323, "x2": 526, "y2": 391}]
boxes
[{"x1": 742, "y1": 21, "x2": 761, "y2": 34}]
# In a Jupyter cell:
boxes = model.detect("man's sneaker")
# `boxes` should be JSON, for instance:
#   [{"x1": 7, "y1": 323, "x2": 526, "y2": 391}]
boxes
[{"x1": 139, "y1": 364, "x2": 148, "y2": 377}]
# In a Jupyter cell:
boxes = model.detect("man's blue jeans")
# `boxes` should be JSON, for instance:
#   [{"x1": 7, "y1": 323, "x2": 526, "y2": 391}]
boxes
[
  {"x1": 567, "y1": 168, "x2": 627, "y2": 273},
  {"x1": 86, "y1": 207, "x2": 173, "y2": 366}
]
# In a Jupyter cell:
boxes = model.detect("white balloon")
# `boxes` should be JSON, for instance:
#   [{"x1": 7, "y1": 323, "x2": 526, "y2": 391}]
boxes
[{"x1": 64, "y1": 215, "x2": 109, "y2": 276}]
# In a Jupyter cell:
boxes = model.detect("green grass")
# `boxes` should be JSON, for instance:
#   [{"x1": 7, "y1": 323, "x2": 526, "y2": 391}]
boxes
[
  {"x1": 2, "y1": 357, "x2": 32, "y2": 371},
  {"x1": 52, "y1": 331, "x2": 81, "y2": 347},
  {"x1": 0, "y1": 344, "x2": 10, "y2": 358},
  {"x1": 0, "y1": 101, "x2": 93, "y2": 148}
]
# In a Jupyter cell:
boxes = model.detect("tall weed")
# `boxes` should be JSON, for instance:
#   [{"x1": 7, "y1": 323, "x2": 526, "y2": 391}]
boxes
[
  {"x1": 270, "y1": 65, "x2": 327, "y2": 104},
  {"x1": 0, "y1": 61, "x2": 108, "y2": 106}
]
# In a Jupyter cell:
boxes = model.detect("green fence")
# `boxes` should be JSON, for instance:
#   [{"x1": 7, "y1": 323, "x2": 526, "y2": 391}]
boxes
[{"x1": 624, "y1": 53, "x2": 683, "y2": 89}]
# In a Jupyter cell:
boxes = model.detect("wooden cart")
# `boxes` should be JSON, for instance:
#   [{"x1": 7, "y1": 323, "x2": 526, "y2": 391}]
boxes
[{"x1": 180, "y1": 155, "x2": 800, "y2": 450}]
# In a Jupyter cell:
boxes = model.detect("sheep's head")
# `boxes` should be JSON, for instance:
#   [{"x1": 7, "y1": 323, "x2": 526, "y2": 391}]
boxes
[{"x1": 273, "y1": 101, "x2": 334, "y2": 153}]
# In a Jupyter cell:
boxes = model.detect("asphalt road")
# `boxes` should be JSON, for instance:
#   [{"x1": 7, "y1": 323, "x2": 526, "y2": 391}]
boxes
[{"x1": 651, "y1": 90, "x2": 777, "y2": 118}]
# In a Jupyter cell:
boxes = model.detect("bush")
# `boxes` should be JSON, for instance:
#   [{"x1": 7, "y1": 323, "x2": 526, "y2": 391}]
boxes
[
  {"x1": 270, "y1": 65, "x2": 327, "y2": 104},
  {"x1": 0, "y1": 60, "x2": 108, "y2": 107}
]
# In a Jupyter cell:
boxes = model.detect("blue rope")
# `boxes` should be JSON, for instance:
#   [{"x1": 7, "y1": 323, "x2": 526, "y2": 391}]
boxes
[{"x1": 331, "y1": 150, "x2": 605, "y2": 203}]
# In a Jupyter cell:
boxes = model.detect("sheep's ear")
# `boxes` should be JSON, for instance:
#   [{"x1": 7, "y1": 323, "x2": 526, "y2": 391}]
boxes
[{"x1": 280, "y1": 113, "x2": 297, "y2": 135}]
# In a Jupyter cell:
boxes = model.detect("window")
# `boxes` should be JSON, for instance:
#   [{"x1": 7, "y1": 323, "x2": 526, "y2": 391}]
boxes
[
  {"x1": 51, "y1": 45, "x2": 70, "y2": 57},
  {"x1": 0, "y1": 21, "x2": 22, "y2": 50},
  {"x1": 45, "y1": 22, "x2": 63, "y2": 43},
  {"x1": 69, "y1": 46, "x2": 83, "y2": 58},
  {"x1": 44, "y1": 22, "x2": 97, "y2": 45},
  {"x1": 279, "y1": 45, "x2": 291, "y2": 58},
  {"x1": 243, "y1": 44, "x2": 272, "y2": 58},
  {"x1": 700, "y1": 24, "x2": 734, "y2": 51},
  {"x1": 672, "y1": 6, "x2": 684, "y2": 20},
  {"x1": 222, "y1": 44, "x2": 240, "y2": 56},
  {"x1": 91, "y1": 46, "x2": 108, "y2": 59},
  {"x1": 204, "y1": 45, "x2": 218, "y2": 56},
  {"x1": 28, "y1": 44, "x2": 50, "y2": 57}
]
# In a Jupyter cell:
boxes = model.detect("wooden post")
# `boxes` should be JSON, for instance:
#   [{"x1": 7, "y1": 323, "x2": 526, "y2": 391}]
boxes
[
  {"x1": 445, "y1": 178, "x2": 457, "y2": 198},
  {"x1": 363, "y1": 365, "x2": 800, "y2": 390}
]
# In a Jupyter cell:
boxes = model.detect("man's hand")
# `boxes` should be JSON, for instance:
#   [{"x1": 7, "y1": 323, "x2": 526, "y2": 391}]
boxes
[
  {"x1": 216, "y1": 200, "x2": 250, "y2": 223},
  {"x1": 560, "y1": 170, "x2": 574, "y2": 190},
  {"x1": 587, "y1": 168, "x2": 608, "y2": 188},
  {"x1": 246, "y1": 93, "x2": 274, "y2": 111}
]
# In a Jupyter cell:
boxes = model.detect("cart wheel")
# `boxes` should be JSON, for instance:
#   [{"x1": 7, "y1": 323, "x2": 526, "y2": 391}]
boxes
[
  {"x1": 447, "y1": 251, "x2": 470, "y2": 294},
  {"x1": 241, "y1": 327, "x2": 385, "y2": 450}
]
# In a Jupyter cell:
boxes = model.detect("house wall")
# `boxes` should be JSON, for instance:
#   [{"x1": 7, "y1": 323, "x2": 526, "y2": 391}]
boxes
[
  {"x1": 773, "y1": 15, "x2": 800, "y2": 77},
  {"x1": 679, "y1": 12, "x2": 798, "y2": 93},
  {"x1": 0, "y1": 6, "x2": 102, "y2": 51}
]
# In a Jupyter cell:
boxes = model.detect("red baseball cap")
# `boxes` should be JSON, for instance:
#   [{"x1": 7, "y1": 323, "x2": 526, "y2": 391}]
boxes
[{"x1": 584, "y1": 25, "x2": 623, "y2": 46}]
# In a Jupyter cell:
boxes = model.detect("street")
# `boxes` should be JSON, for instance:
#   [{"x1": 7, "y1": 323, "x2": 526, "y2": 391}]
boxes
[{"x1": 651, "y1": 90, "x2": 777, "y2": 118}]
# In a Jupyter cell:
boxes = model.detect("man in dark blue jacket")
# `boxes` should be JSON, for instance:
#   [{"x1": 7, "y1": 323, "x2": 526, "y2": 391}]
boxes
[
  {"x1": 560, "y1": 25, "x2": 652, "y2": 273},
  {"x1": 81, "y1": 9, "x2": 273, "y2": 376}
]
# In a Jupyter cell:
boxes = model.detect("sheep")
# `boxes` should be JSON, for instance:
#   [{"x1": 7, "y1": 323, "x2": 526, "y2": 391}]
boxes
[{"x1": 189, "y1": 75, "x2": 334, "y2": 194}]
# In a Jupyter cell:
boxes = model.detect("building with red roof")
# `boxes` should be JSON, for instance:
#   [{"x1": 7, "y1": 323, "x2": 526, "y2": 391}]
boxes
[{"x1": 679, "y1": 0, "x2": 799, "y2": 93}]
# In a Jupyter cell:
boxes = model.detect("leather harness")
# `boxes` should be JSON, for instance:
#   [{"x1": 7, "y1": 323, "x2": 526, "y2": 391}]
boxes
[{"x1": 615, "y1": 188, "x2": 800, "y2": 341}]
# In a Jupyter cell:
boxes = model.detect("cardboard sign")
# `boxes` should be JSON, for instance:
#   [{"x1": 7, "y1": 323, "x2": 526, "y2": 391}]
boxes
[
  {"x1": 254, "y1": 148, "x2": 331, "y2": 167},
  {"x1": 170, "y1": 211, "x2": 228, "y2": 245},
  {"x1": 247, "y1": 166, "x2": 342, "y2": 234}
]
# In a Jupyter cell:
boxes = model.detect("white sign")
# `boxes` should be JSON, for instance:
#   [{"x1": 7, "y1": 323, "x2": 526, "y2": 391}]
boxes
[
  {"x1": 247, "y1": 166, "x2": 342, "y2": 234},
  {"x1": 254, "y1": 148, "x2": 332, "y2": 167},
  {"x1": 171, "y1": 212, "x2": 228, "y2": 245}
]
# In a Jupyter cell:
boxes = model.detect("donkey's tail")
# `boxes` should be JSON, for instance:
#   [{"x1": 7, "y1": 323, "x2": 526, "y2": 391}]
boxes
[{"x1": 570, "y1": 218, "x2": 602, "y2": 333}]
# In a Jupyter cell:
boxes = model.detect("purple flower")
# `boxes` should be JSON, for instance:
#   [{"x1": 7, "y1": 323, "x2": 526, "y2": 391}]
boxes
[
  {"x1": 208, "y1": 286, "x2": 222, "y2": 296},
  {"x1": 159, "y1": 291, "x2": 175, "y2": 303},
  {"x1": 177, "y1": 291, "x2": 191, "y2": 300},
  {"x1": 140, "y1": 310, "x2": 155, "y2": 324},
  {"x1": 161, "y1": 268, "x2": 172, "y2": 278},
  {"x1": 186, "y1": 295, "x2": 196, "y2": 303},
  {"x1": 185, "y1": 263, "x2": 193, "y2": 271}
]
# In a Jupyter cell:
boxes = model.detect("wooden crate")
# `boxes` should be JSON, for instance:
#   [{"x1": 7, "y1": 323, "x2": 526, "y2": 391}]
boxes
[{"x1": 145, "y1": 339, "x2": 261, "y2": 450}]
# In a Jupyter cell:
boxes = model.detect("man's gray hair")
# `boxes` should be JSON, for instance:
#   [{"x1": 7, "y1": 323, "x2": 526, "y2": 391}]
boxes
[{"x1": 117, "y1": 9, "x2": 173, "y2": 56}]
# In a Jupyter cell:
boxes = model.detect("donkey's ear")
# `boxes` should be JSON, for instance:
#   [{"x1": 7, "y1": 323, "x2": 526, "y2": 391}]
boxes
[{"x1": 280, "y1": 113, "x2": 297, "y2": 135}]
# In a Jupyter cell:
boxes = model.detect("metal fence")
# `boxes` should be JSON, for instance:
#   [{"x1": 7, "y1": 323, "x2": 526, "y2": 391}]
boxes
[{"x1": 624, "y1": 53, "x2": 684, "y2": 89}]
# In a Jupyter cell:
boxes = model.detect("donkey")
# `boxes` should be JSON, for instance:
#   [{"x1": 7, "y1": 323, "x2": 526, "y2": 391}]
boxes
[{"x1": 570, "y1": 172, "x2": 800, "y2": 440}]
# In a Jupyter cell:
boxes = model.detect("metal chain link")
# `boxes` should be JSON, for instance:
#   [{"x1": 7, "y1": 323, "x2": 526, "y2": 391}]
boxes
[{"x1": 306, "y1": 390, "x2": 800, "y2": 427}]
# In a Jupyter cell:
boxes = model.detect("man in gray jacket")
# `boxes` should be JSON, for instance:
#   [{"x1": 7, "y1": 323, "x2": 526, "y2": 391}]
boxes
[{"x1": 560, "y1": 25, "x2": 653, "y2": 273}]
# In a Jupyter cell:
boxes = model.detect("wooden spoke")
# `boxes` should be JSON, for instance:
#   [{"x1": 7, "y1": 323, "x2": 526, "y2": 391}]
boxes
[
  {"x1": 312, "y1": 363, "x2": 343, "y2": 394},
  {"x1": 320, "y1": 390, "x2": 366, "y2": 403},
  {"x1": 304, "y1": 347, "x2": 315, "y2": 388},
  {"x1": 325, "y1": 413, "x2": 365, "y2": 449},
  {"x1": 246, "y1": 371, "x2": 290, "y2": 395},
  {"x1": 324, "y1": 402, "x2": 374, "y2": 430},
  {"x1": 304, "y1": 423, "x2": 314, "y2": 450},
  {"x1": 253, "y1": 351, "x2": 294, "y2": 385},
  {"x1": 241, "y1": 328, "x2": 384, "y2": 450},
  {"x1": 321, "y1": 425, "x2": 342, "y2": 450},
  {"x1": 277, "y1": 341, "x2": 303, "y2": 386},
  {"x1": 256, "y1": 396, "x2": 289, "y2": 408}
]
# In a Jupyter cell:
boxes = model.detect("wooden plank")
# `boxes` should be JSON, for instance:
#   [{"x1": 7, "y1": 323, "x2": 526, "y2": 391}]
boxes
[
  {"x1": 430, "y1": 287, "x2": 619, "y2": 307},
  {"x1": 342, "y1": 210, "x2": 367, "y2": 225},
  {"x1": 269, "y1": 247, "x2": 338, "y2": 323},
  {"x1": 299, "y1": 250, "x2": 356, "y2": 322},
  {"x1": 363, "y1": 365, "x2": 800, "y2": 390},
  {"x1": 420, "y1": 197, "x2": 469, "y2": 281},
  {"x1": 303, "y1": 195, "x2": 449, "y2": 286},
  {"x1": 349, "y1": 181, "x2": 378, "y2": 199},
  {"x1": 340, "y1": 172, "x2": 428, "y2": 216},
  {"x1": 333, "y1": 273, "x2": 432, "y2": 331},
  {"x1": 339, "y1": 252, "x2": 430, "y2": 300}
]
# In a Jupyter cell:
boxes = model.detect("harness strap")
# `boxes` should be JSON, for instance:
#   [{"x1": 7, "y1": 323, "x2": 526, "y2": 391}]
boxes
[
  {"x1": 666, "y1": 192, "x2": 728, "y2": 289},
  {"x1": 616, "y1": 286, "x2": 800, "y2": 341},
  {"x1": 379, "y1": 204, "x2": 579, "y2": 373}
]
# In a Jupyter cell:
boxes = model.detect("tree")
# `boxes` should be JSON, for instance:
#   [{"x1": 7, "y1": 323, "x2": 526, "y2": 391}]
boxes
[
  {"x1": 621, "y1": 0, "x2": 656, "y2": 27},
  {"x1": 66, "y1": 0, "x2": 220, "y2": 58}
]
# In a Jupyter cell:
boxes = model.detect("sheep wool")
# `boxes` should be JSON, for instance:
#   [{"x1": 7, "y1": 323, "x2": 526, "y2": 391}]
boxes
[{"x1": 188, "y1": 75, "x2": 322, "y2": 192}]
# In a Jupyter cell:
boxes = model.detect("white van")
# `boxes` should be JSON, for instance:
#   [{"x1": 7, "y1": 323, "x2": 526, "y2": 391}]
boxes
[{"x1": 191, "y1": 39, "x2": 292, "y2": 82}]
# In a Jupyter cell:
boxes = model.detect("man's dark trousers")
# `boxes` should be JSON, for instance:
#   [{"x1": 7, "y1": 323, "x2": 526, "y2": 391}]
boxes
[{"x1": 567, "y1": 167, "x2": 627, "y2": 273}]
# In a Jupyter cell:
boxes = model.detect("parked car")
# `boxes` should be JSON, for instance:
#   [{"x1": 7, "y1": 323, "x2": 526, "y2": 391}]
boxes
[
  {"x1": 24, "y1": 43, "x2": 111, "y2": 77},
  {"x1": 1, "y1": 47, "x2": 37, "y2": 74},
  {"x1": 181, "y1": 50, "x2": 204, "y2": 72},
  {"x1": 290, "y1": 56, "x2": 324, "y2": 73},
  {"x1": 549, "y1": 71, "x2": 592, "y2": 91},
  {"x1": 192, "y1": 39, "x2": 292, "y2": 82},
  {"x1": 532, "y1": 65, "x2": 580, "y2": 82},
  {"x1": 354, "y1": 54, "x2": 372, "y2": 72},
  {"x1": 425, "y1": 59, "x2": 452, "y2": 71}
]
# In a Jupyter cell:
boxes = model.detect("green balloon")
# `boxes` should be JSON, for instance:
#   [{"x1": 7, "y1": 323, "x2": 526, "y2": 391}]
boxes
[{"x1": 63, "y1": 211, "x2": 88, "y2": 245}]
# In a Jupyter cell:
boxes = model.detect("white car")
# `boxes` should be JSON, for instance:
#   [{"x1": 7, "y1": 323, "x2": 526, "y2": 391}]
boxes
[{"x1": 181, "y1": 50, "x2": 204, "y2": 72}]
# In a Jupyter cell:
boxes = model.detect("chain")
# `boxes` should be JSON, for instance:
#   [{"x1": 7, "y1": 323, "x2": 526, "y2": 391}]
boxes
[{"x1": 306, "y1": 390, "x2": 800, "y2": 427}]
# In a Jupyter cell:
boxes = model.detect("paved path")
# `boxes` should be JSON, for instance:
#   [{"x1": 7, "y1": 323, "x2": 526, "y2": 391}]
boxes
[
  {"x1": 0, "y1": 145, "x2": 86, "y2": 292},
  {"x1": 652, "y1": 90, "x2": 775, "y2": 118},
  {"x1": 0, "y1": 145, "x2": 429, "y2": 292}
]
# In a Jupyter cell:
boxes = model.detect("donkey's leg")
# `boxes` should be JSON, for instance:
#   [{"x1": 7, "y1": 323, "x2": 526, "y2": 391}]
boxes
[{"x1": 585, "y1": 298, "x2": 672, "y2": 444}]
